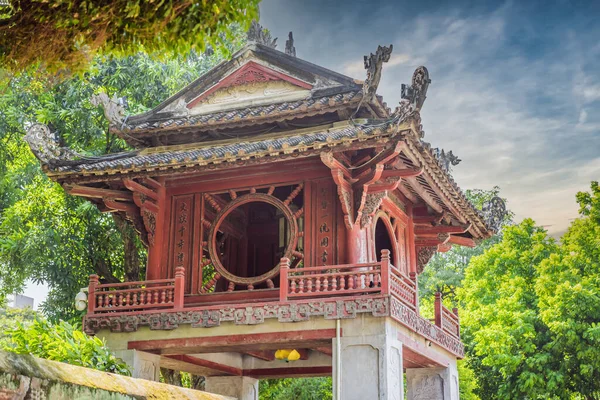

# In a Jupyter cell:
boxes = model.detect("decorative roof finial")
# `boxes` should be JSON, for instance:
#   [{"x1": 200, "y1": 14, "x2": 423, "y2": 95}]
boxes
[
  {"x1": 247, "y1": 21, "x2": 277, "y2": 49},
  {"x1": 362, "y1": 45, "x2": 393, "y2": 103},
  {"x1": 90, "y1": 92, "x2": 127, "y2": 127},
  {"x1": 433, "y1": 148, "x2": 461, "y2": 174},
  {"x1": 24, "y1": 123, "x2": 80, "y2": 166},
  {"x1": 285, "y1": 32, "x2": 296, "y2": 57},
  {"x1": 401, "y1": 66, "x2": 431, "y2": 111}
]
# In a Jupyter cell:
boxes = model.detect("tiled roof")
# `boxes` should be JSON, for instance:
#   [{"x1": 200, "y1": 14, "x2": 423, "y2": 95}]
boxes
[
  {"x1": 126, "y1": 90, "x2": 361, "y2": 132},
  {"x1": 50, "y1": 121, "x2": 392, "y2": 176}
]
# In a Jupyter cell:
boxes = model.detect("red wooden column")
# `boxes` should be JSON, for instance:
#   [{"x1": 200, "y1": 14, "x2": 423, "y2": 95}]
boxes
[
  {"x1": 174, "y1": 266, "x2": 185, "y2": 309},
  {"x1": 279, "y1": 258, "x2": 290, "y2": 301},
  {"x1": 87, "y1": 274, "x2": 98, "y2": 314},
  {"x1": 380, "y1": 249, "x2": 390, "y2": 295},
  {"x1": 434, "y1": 292, "x2": 443, "y2": 328},
  {"x1": 346, "y1": 226, "x2": 364, "y2": 264},
  {"x1": 145, "y1": 179, "x2": 167, "y2": 281}
]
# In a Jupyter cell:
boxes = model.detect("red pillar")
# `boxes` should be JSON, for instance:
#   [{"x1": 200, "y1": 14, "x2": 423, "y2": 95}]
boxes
[{"x1": 279, "y1": 258, "x2": 290, "y2": 301}]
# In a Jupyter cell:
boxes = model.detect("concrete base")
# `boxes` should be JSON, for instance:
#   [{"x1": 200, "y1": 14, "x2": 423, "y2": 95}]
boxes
[
  {"x1": 333, "y1": 318, "x2": 404, "y2": 400},
  {"x1": 114, "y1": 349, "x2": 161, "y2": 381},
  {"x1": 406, "y1": 364, "x2": 459, "y2": 400},
  {"x1": 205, "y1": 376, "x2": 259, "y2": 400}
]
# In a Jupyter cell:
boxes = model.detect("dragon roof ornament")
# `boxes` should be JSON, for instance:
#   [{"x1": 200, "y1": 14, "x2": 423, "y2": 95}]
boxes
[
  {"x1": 433, "y1": 148, "x2": 461, "y2": 175},
  {"x1": 401, "y1": 66, "x2": 431, "y2": 112},
  {"x1": 247, "y1": 21, "x2": 277, "y2": 49},
  {"x1": 90, "y1": 93, "x2": 127, "y2": 127},
  {"x1": 362, "y1": 45, "x2": 393, "y2": 103},
  {"x1": 285, "y1": 32, "x2": 296, "y2": 57}
]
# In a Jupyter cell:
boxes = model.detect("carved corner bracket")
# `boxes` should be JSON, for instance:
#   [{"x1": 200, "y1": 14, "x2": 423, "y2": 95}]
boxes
[{"x1": 320, "y1": 141, "x2": 418, "y2": 229}]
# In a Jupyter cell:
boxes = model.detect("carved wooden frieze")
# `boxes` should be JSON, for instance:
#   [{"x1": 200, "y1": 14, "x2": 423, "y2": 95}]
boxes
[{"x1": 416, "y1": 246, "x2": 437, "y2": 274}]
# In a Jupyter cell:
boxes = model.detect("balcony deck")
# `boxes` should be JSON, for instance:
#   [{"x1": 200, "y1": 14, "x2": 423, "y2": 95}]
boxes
[{"x1": 83, "y1": 251, "x2": 463, "y2": 358}]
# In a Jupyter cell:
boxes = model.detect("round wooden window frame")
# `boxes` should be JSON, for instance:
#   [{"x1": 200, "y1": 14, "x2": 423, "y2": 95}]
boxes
[
  {"x1": 208, "y1": 193, "x2": 299, "y2": 285},
  {"x1": 373, "y1": 211, "x2": 399, "y2": 267}
]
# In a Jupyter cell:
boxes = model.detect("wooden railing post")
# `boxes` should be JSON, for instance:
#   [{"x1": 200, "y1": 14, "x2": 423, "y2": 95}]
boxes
[
  {"x1": 409, "y1": 271, "x2": 419, "y2": 312},
  {"x1": 380, "y1": 249, "x2": 390, "y2": 295},
  {"x1": 280, "y1": 257, "x2": 290, "y2": 301},
  {"x1": 174, "y1": 266, "x2": 185, "y2": 309},
  {"x1": 434, "y1": 292, "x2": 443, "y2": 328},
  {"x1": 87, "y1": 275, "x2": 98, "y2": 314},
  {"x1": 453, "y1": 307, "x2": 460, "y2": 338}
]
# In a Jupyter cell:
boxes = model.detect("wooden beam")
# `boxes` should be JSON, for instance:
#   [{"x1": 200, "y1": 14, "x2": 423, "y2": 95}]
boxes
[
  {"x1": 128, "y1": 329, "x2": 339, "y2": 355},
  {"x1": 244, "y1": 366, "x2": 331, "y2": 379},
  {"x1": 397, "y1": 184, "x2": 419, "y2": 204},
  {"x1": 404, "y1": 177, "x2": 444, "y2": 214},
  {"x1": 244, "y1": 351, "x2": 275, "y2": 362},
  {"x1": 414, "y1": 224, "x2": 470, "y2": 235},
  {"x1": 65, "y1": 185, "x2": 133, "y2": 201},
  {"x1": 166, "y1": 355, "x2": 242, "y2": 376},
  {"x1": 448, "y1": 235, "x2": 476, "y2": 248},
  {"x1": 369, "y1": 178, "x2": 401, "y2": 193},
  {"x1": 413, "y1": 213, "x2": 446, "y2": 225},
  {"x1": 320, "y1": 152, "x2": 352, "y2": 180},
  {"x1": 352, "y1": 141, "x2": 406, "y2": 176},
  {"x1": 123, "y1": 178, "x2": 158, "y2": 201},
  {"x1": 313, "y1": 347, "x2": 333, "y2": 357},
  {"x1": 380, "y1": 167, "x2": 423, "y2": 179}
]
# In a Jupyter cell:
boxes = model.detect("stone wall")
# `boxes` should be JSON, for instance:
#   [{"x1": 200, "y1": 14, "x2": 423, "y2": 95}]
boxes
[{"x1": 0, "y1": 351, "x2": 232, "y2": 400}]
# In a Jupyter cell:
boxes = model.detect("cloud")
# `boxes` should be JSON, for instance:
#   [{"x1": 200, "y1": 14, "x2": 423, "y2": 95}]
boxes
[{"x1": 260, "y1": 0, "x2": 600, "y2": 235}]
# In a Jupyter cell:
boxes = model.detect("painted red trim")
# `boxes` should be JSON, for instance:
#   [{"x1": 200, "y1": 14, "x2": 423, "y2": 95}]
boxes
[
  {"x1": 166, "y1": 355, "x2": 243, "y2": 376},
  {"x1": 244, "y1": 351, "x2": 275, "y2": 362},
  {"x1": 187, "y1": 61, "x2": 312, "y2": 108},
  {"x1": 128, "y1": 329, "x2": 339, "y2": 353},
  {"x1": 244, "y1": 366, "x2": 331, "y2": 378}
]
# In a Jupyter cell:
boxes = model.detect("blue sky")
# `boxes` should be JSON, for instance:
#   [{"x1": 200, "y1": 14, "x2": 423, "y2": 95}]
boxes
[{"x1": 261, "y1": 0, "x2": 600, "y2": 235}]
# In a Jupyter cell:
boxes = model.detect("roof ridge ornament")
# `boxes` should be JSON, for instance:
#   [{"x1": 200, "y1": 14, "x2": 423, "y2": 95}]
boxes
[
  {"x1": 285, "y1": 32, "x2": 296, "y2": 57},
  {"x1": 433, "y1": 148, "x2": 461, "y2": 175},
  {"x1": 247, "y1": 21, "x2": 277, "y2": 49},
  {"x1": 362, "y1": 45, "x2": 393, "y2": 103},
  {"x1": 401, "y1": 66, "x2": 431, "y2": 112},
  {"x1": 90, "y1": 92, "x2": 127, "y2": 127}
]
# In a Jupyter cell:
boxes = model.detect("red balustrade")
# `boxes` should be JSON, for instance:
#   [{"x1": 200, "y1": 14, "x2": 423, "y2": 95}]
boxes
[
  {"x1": 281, "y1": 259, "x2": 383, "y2": 300},
  {"x1": 87, "y1": 266, "x2": 185, "y2": 314},
  {"x1": 389, "y1": 267, "x2": 418, "y2": 312},
  {"x1": 434, "y1": 292, "x2": 460, "y2": 338}
]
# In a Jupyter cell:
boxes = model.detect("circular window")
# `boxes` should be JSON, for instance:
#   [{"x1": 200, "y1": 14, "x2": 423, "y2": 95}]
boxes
[{"x1": 208, "y1": 193, "x2": 298, "y2": 285}]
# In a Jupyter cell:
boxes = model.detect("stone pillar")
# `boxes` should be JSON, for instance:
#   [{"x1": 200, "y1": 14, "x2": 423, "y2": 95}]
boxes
[
  {"x1": 406, "y1": 361, "x2": 459, "y2": 400},
  {"x1": 333, "y1": 317, "x2": 404, "y2": 400},
  {"x1": 113, "y1": 349, "x2": 161, "y2": 381},
  {"x1": 204, "y1": 376, "x2": 259, "y2": 400}
]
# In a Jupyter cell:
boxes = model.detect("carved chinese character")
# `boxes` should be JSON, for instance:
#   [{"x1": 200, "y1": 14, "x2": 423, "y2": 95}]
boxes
[
  {"x1": 177, "y1": 252, "x2": 184, "y2": 263},
  {"x1": 320, "y1": 237, "x2": 329, "y2": 247},
  {"x1": 178, "y1": 226, "x2": 186, "y2": 236},
  {"x1": 178, "y1": 213, "x2": 188, "y2": 224},
  {"x1": 319, "y1": 223, "x2": 330, "y2": 233},
  {"x1": 321, "y1": 250, "x2": 328, "y2": 264},
  {"x1": 177, "y1": 239, "x2": 184, "y2": 249},
  {"x1": 180, "y1": 202, "x2": 188, "y2": 212}
]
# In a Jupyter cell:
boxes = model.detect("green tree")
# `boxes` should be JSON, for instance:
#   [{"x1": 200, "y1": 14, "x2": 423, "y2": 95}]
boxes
[
  {"x1": 0, "y1": 30, "x2": 245, "y2": 320},
  {"x1": 535, "y1": 181, "x2": 600, "y2": 399},
  {"x1": 0, "y1": 0, "x2": 259, "y2": 74},
  {"x1": 260, "y1": 377, "x2": 333, "y2": 400},
  {"x1": 459, "y1": 220, "x2": 561, "y2": 399}
]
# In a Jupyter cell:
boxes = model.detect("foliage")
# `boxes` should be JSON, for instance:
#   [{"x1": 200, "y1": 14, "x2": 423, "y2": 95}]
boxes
[
  {"x1": 0, "y1": 29, "x2": 246, "y2": 320},
  {"x1": 3, "y1": 309, "x2": 129, "y2": 375},
  {"x1": 0, "y1": 0, "x2": 259, "y2": 74},
  {"x1": 260, "y1": 377, "x2": 333, "y2": 400},
  {"x1": 535, "y1": 181, "x2": 600, "y2": 399},
  {"x1": 459, "y1": 219, "x2": 559, "y2": 399},
  {"x1": 0, "y1": 307, "x2": 36, "y2": 345},
  {"x1": 418, "y1": 186, "x2": 512, "y2": 310}
]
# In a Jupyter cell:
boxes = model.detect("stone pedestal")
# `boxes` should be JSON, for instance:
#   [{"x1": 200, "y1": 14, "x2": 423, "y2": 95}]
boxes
[
  {"x1": 406, "y1": 363, "x2": 459, "y2": 400},
  {"x1": 113, "y1": 349, "x2": 161, "y2": 381},
  {"x1": 204, "y1": 376, "x2": 259, "y2": 400},
  {"x1": 333, "y1": 317, "x2": 404, "y2": 400}
]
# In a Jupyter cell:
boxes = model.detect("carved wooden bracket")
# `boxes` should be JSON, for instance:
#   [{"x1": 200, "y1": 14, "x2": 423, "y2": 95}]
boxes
[
  {"x1": 416, "y1": 246, "x2": 437, "y2": 274},
  {"x1": 321, "y1": 140, "x2": 421, "y2": 229},
  {"x1": 123, "y1": 178, "x2": 165, "y2": 247}
]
